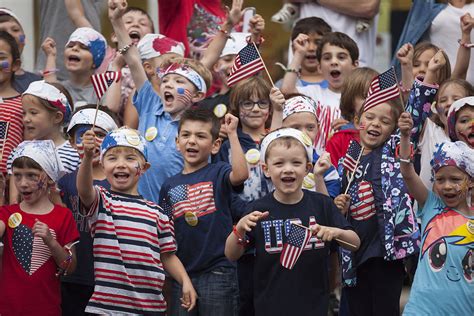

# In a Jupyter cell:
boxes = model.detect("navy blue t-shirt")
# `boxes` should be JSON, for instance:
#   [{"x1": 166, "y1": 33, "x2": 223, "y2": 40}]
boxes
[
  {"x1": 159, "y1": 162, "x2": 242, "y2": 275},
  {"x1": 58, "y1": 170, "x2": 109, "y2": 285},
  {"x1": 248, "y1": 191, "x2": 353, "y2": 316},
  {"x1": 344, "y1": 147, "x2": 384, "y2": 266}
]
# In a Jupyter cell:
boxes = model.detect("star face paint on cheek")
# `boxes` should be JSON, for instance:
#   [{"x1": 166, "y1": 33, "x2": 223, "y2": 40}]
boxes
[
  {"x1": 176, "y1": 88, "x2": 193, "y2": 105},
  {"x1": 134, "y1": 161, "x2": 142, "y2": 176}
]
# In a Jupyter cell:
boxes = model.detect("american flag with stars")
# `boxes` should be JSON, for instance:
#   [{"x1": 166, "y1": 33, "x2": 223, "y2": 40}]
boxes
[
  {"x1": 227, "y1": 43, "x2": 265, "y2": 87},
  {"x1": 168, "y1": 182, "x2": 216, "y2": 219},
  {"x1": 91, "y1": 71, "x2": 122, "y2": 100},
  {"x1": 363, "y1": 67, "x2": 400, "y2": 112},
  {"x1": 280, "y1": 223, "x2": 311, "y2": 270},
  {"x1": 343, "y1": 140, "x2": 363, "y2": 173},
  {"x1": 348, "y1": 180, "x2": 376, "y2": 221},
  {"x1": 0, "y1": 121, "x2": 9, "y2": 155}
]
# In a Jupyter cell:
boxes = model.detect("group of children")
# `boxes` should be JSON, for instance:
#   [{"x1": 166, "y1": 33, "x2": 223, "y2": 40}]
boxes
[{"x1": 0, "y1": 0, "x2": 472, "y2": 315}]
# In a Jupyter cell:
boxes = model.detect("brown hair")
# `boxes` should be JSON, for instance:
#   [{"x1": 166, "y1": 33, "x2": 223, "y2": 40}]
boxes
[
  {"x1": 26, "y1": 82, "x2": 74, "y2": 123},
  {"x1": 265, "y1": 136, "x2": 309, "y2": 163},
  {"x1": 316, "y1": 32, "x2": 359, "y2": 63},
  {"x1": 291, "y1": 17, "x2": 331, "y2": 41},
  {"x1": 357, "y1": 98, "x2": 404, "y2": 133},
  {"x1": 12, "y1": 156, "x2": 42, "y2": 171},
  {"x1": 413, "y1": 42, "x2": 451, "y2": 84},
  {"x1": 179, "y1": 106, "x2": 221, "y2": 141},
  {"x1": 340, "y1": 67, "x2": 379, "y2": 122}
]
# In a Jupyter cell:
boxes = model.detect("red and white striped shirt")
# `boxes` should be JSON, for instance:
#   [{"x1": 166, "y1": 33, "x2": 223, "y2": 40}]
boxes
[
  {"x1": 84, "y1": 186, "x2": 177, "y2": 315},
  {"x1": 0, "y1": 95, "x2": 23, "y2": 172}
]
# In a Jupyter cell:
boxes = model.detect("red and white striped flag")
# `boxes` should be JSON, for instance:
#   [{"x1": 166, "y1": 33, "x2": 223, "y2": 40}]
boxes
[
  {"x1": 91, "y1": 71, "x2": 121, "y2": 100},
  {"x1": 343, "y1": 140, "x2": 363, "y2": 173},
  {"x1": 0, "y1": 120, "x2": 9, "y2": 165},
  {"x1": 363, "y1": 67, "x2": 400, "y2": 112},
  {"x1": 169, "y1": 182, "x2": 217, "y2": 219},
  {"x1": 227, "y1": 43, "x2": 265, "y2": 87},
  {"x1": 348, "y1": 180, "x2": 376, "y2": 221},
  {"x1": 280, "y1": 223, "x2": 312, "y2": 270}
]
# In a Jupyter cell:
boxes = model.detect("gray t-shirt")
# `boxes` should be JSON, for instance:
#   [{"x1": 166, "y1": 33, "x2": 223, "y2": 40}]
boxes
[
  {"x1": 61, "y1": 80, "x2": 97, "y2": 108},
  {"x1": 35, "y1": 0, "x2": 105, "y2": 81}
]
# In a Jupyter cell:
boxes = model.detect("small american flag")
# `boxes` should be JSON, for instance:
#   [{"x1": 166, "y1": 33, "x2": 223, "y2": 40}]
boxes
[
  {"x1": 91, "y1": 71, "x2": 121, "y2": 100},
  {"x1": 227, "y1": 43, "x2": 265, "y2": 87},
  {"x1": 280, "y1": 223, "x2": 311, "y2": 270},
  {"x1": 348, "y1": 180, "x2": 375, "y2": 221},
  {"x1": 0, "y1": 121, "x2": 9, "y2": 161},
  {"x1": 363, "y1": 67, "x2": 400, "y2": 112},
  {"x1": 168, "y1": 182, "x2": 217, "y2": 219},
  {"x1": 343, "y1": 140, "x2": 363, "y2": 173}
]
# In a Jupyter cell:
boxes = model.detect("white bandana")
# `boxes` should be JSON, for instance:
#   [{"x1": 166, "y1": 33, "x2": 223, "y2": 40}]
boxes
[
  {"x1": 260, "y1": 128, "x2": 313, "y2": 162},
  {"x1": 67, "y1": 108, "x2": 118, "y2": 133}
]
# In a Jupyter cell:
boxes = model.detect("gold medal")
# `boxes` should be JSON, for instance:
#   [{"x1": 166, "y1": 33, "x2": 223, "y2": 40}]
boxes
[
  {"x1": 302, "y1": 173, "x2": 315, "y2": 189},
  {"x1": 245, "y1": 148, "x2": 260, "y2": 164},
  {"x1": 184, "y1": 212, "x2": 198, "y2": 226},
  {"x1": 8, "y1": 212, "x2": 22, "y2": 228},
  {"x1": 213, "y1": 104, "x2": 227, "y2": 118},
  {"x1": 145, "y1": 127, "x2": 158, "y2": 141}
]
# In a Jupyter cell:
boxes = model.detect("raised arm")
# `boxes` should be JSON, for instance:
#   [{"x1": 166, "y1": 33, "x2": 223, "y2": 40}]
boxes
[
  {"x1": 280, "y1": 34, "x2": 307, "y2": 95},
  {"x1": 77, "y1": 130, "x2": 98, "y2": 209},
  {"x1": 451, "y1": 13, "x2": 474, "y2": 79},
  {"x1": 224, "y1": 114, "x2": 249, "y2": 186},
  {"x1": 41, "y1": 37, "x2": 59, "y2": 83},
  {"x1": 396, "y1": 43, "x2": 414, "y2": 101},
  {"x1": 103, "y1": 54, "x2": 126, "y2": 113},
  {"x1": 65, "y1": 0, "x2": 94, "y2": 28},
  {"x1": 108, "y1": 0, "x2": 147, "y2": 90},
  {"x1": 398, "y1": 112, "x2": 428, "y2": 206},
  {"x1": 269, "y1": 87, "x2": 285, "y2": 131},
  {"x1": 317, "y1": 0, "x2": 380, "y2": 19}
]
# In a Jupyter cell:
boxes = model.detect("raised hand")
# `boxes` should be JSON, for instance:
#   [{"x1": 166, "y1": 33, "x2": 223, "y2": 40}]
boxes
[
  {"x1": 270, "y1": 87, "x2": 285, "y2": 112},
  {"x1": 108, "y1": 0, "x2": 127, "y2": 21},
  {"x1": 397, "y1": 43, "x2": 414, "y2": 66},
  {"x1": 314, "y1": 152, "x2": 332, "y2": 176},
  {"x1": 41, "y1": 37, "x2": 57, "y2": 57},
  {"x1": 224, "y1": 113, "x2": 239, "y2": 135},
  {"x1": 81, "y1": 130, "x2": 98, "y2": 159},
  {"x1": 398, "y1": 112, "x2": 414, "y2": 138},
  {"x1": 292, "y1": 33, "x2": 309, "y2": 58}
]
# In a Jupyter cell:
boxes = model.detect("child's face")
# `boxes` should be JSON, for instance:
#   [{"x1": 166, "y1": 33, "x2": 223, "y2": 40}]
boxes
[
  {"x1": 238, "y1": 93, "x2": 271, "y2": 131},
  {"x1": 123, "y1": 10, "x2": 153, "y2": 45},
  {"x1": 412, "y1": 48, "x2": 436, "y2": 80},
  {"x1": 22, "y1": 94, "x2": 61, "y2": 140},
  {"x1": 263, "y1": 142, "x2": 312, "y2": 201},
  {"x1": 359, "y1": 103, "x2": 396, "y2": 150},
  {"x1": 64, "y1": 41, "x2": 94, "y2": 72},
  {"x1": 282, "y1": 112, "x2": 319, "y2": 143},
  {"x1": 0, "y1": 20, "x2": 25, "y2": 54},
  {"x1": 101, "y1": 147, "x2": 149, "y2": 194},
  {"x1": 213, "y1": 54, "x2": 235, "y2": 86},
  {"x1": 300, "y1": 32, "x2": 322, "y2": 73},
  {"x1": 437, "y1": 83, "x2": 467, "y2": 125},
  {"x1": 12, "y1": 167, "x2": 50, "y2": 205},
  {"x1": 176, "y1": 120, "x2": 220, "y2": 170},
  {"x1": 433, "y1": 166, "x2": 472, "y2": 209},
  {"x1": 454, "y1": 106, "x2": 474, "y2": 148},
  {"x1": 0, "y1": 39, "x2": 18, "y2": 84},
  {"x1": 319, "y1": 43, "x2": 357, "y2": 92},
  {"x1": 160, "y1": 73, "x2": 200, "y2": 119}
]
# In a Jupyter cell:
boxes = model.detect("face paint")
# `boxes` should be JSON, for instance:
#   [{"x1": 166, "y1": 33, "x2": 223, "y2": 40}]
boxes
[
  {"x1": 36, "y1": 173, "x2": 48, "y2": 191},
  {"x1": 176, "y1": 88, "x2": 193, "y2": 106},
  {"x1": 19, "y1": 34, "x2": 25, "y2": 44},
  {"x1": 134, "y1": 161, "x2": 142, "y2": 176},
  {"x1": 74, "y1": 125, "x2": 92, "y2": 145},
  {"x1": 1, "y1": 61, "x2": 11, "y2": 72}
]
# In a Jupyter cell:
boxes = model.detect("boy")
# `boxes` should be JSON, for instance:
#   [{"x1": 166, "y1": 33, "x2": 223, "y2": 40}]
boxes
[
  {"x1": 278, "y1": 17, "x2": 332, "y2": 90},
  {"x1": 159, "y1": 107, "x2": 249, "y2": 315},
  {"x1": 108, "y1": 0, "x2": 212, "y2": 202},
  {"x1": 225, "y1": 128, "x2": 359, "y2": 316},
  {"x1": 282, "y1": 31, "x2": 359, "y2": 153},
  {"x1": 77, "y1": 127, "x2": 196, "y2": 315},
  {"x1": 58, "y1": 105, "x2": 118, "y2": 314},
  {"x1": 0, "y1": 8, "x2": 41, "y2": 92}
]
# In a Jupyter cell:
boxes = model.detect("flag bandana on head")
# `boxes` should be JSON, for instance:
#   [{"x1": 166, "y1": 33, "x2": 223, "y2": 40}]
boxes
[
  {"x1": 137, "y1": 33, "x2": 185, "y2": 60},
  {"x1": 66, "y1": 27, "x2": 107, "y2": 69},
  {"x1": 283, "y1": 96, "x2": 317, "y2": 120},
  {"x1": 158, "y1": 63, "x2": 207, "y2": 94},
  {"x1": 363, "y1": 68, "x2": 400, "y2": 112},
  {"x1": 91, "y1": 71, "x2": 121, "y2": 100},
  {"x1": 280, "y1": 223, "x2": 312, "y2": 269},
  {"x1": 227, "y1": 43, "x2": 265, "y2": 87}
]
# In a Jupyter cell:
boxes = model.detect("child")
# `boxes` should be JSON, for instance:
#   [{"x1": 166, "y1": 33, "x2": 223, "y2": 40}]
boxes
[
  {"x1": 398, "y1": 115, "x2": 474, "y2": 314},
  {"x1": 225, "y1": 127, "x2": 360, "y2": 316},
  {"x1": 325, "y1": 67, "x2": 379, "y2": 167},
  {"x1": 58, "y1": 105, "x2": 118, "y2": 315},
  {"x1": 0, "y1": 140, "x2": 79, "y2": 315},
  {"x1": 282, "y1": 31, "x2": 359, "y2": 154},
  {"x1": 270, "y1": 92, "x2": 340, "y2": 198},
  {"x1": 333, "y1": 84, "x2": 429, "y2": 315},
  {"x1": 77, "y1": 127, "x2": 196, "y2": 314},
  {"x1": 0, "y1": 31, "x2": 23, "y2": 177},
  {"x1": 0, "y1": 8, "x2": 41, "y2": 93},
  {"x1": 159, "y1": 107, "x2": 248, "y2": 315},
  {"x1": 447, "y1": 97, "x2": 474, "y2": 148},
  {"x1": 278, "y1": 17, "x2": 331, "y2": 90},
  {"x1": 42, "y1": 27, "x2": 107, "y2": 106},
  {"x1": 108, "y1": 0, "x2": 211, "y2": 202}
]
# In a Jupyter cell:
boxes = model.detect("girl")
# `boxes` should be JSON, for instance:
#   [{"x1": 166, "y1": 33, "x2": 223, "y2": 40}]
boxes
[
  {"x1": 9, "y1": 80, "x2": 80, "y2": 204},
  {"x1": 399, "y1": 115, "x2": 474, "y2": 314},
  {"x1": 0, "y1": 140, "x2": 79, "y2": 315},
  {"x1": 326, "y1": 67, "x2": 379, "y2": 167},
  {"x1": 0, "y1": 31, "x2": 23, "y2": 205},
  {"x1": 447, "y1": 96, "x2": 474, "y2": 148}
]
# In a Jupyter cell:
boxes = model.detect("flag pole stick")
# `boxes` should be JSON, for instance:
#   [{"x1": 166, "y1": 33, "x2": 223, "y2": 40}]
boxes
[
  {"x1": 343, "y1": 146, "x2": 365, "y2": 195},
  {"x1": 92, "y1": 97, "x2": 101, "y2": 130},
  {"x1": 293, "y1": 223, "x2": 357, "y2": 249},
  {"x1": 392, "y1": 66, "x2": 406, "y2": 109},
  {"x1": 252, "y1": 42, "x2": 275, "y2": 87},
  {"x1": 0, "y1": 122, "x2": 9, "y2": 172}
]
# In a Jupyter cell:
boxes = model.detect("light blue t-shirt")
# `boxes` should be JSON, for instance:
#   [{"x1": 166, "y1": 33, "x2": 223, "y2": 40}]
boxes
[
  {"x1": 132, "y1": 80, "x2": 183, "y2": 203},
  {"x1": 403, "y1": 191, "x2": 474, "y2": 315}
]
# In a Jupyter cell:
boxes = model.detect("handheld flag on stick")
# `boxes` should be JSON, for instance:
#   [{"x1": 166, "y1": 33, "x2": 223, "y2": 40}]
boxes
[
  {"x1": 344, "y1": 144, "x2": 365, "y2": 195},
  {"x1": 90, "y1": 71, "x2": 121, "y2": 128},
  {"x1": 0, "y1": 121, "x2": 9, "y2": 171},
  {"x1": 280, "y1": 223, "x2": 312, "y2": 269},
  {"x1": 343, "y1": 140, "x2": 363, "y2": 173},
  {"x1": 227, "y1": 43, "x2": 267, "y2": 87},
  {"x1": 292, "y1": 223, "x2": 358, "y2": 250},
  {"x1": 363, "y1": 67, "x2": 400, "y2": 112}
]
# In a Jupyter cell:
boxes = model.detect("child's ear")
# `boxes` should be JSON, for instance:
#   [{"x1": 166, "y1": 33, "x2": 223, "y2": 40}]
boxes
[
  {"x1": 53, "y1": 111, "x2": 64, "y2": 125},
  {"x1": 142, "y1": 162, "x2": 151, "y2": 172},
  {"x1": 11, "y1": 58, "x2": 21, "y2": 73},
  {"x1": 211, "y1": 137, "x2": 222, "y2": 155},
  {"x1": 262, "y1": 163, "x2": 270, "y2": 178},
  {"x1": 143, "y1": 61, "x2": 155, "y2": 78},
  {"x1": 354, "y1": 115, "x2": 360, "y2": 125},
  {"x1": 306, "y1": 161, "x2": 313, "y2": 174},
  {"x1": 352, "y1": 59, "x2": 359, "y2": 68},
  {"x1": 192, "y1": 91, "x2": 206, "y2": 103}
]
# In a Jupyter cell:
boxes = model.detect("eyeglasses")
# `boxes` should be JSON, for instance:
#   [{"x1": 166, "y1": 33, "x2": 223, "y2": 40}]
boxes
[{"x1": 239, "y1": 100, "x2": 271, "y2": 110}]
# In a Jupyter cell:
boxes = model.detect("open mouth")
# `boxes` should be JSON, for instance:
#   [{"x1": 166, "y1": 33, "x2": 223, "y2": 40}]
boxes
[
  {"x1": 186, "y1": 148, "x2": 198, "y2": 153},
  {"x1": 164, "y1": 91, "x2": 175, "y2": 103},
  {"x1": 281, "y1": 176, "x2": 296, "y2": 184},
  {"x1": 367, "y1": 130, "x2": 381, "y2": 137},
  {"x1": 114, "y1": 172, "x2": 130, "y2": 181},
  {"x1": 21, "y1": 191, "x2": 32, "y2": 199},
  {"x1": 68, "y1": 55, "x2": 81, "y2": 63},
  {"x1": 128, "y1": 31, "x2": 141, "y2": 43},
  {"x1": 305, "y1": 55, "x2": 317, "y2": 61},
  {"x1": 330, "y1": 70, "x2": 341, "y2": 79}
]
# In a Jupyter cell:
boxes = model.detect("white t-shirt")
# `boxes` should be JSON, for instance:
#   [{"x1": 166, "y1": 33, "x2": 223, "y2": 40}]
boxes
[
  {"x1": 429, "y1": 3, "x2": 474, "y2": 82},
  {"x1": 298, "y1": 85, "x2": 341, "y2": 154},
  {"x1": 418, "y1": 118, "x2": 450, "y2": 190},
  {"x1": 299, "y1": 3, "x2": 378, "y2": 67}
]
